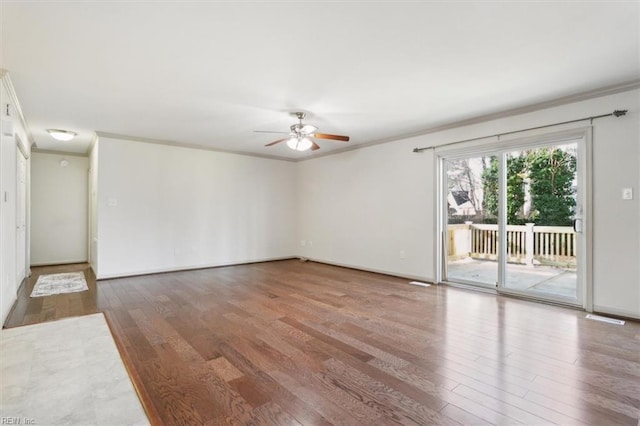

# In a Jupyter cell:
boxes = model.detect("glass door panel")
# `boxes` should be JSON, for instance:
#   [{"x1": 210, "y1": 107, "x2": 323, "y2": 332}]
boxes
[
  {"x1": 445, "y1": 155, "x2": 499, "y2": 287},
  {"x1": 503, "y1": 142, "x2": 579, "y2": 300}
]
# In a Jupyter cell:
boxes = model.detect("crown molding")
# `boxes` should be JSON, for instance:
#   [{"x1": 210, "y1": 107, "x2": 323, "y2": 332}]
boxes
[
  {"x1": 87, "y1": 132, "x2": 99, "y2": 155},
  {"x1": 0, "y1": 69, "x2": 36, "y2": 148},
  {"x1": 31, "y1": 147, "x2": 89, "y2": 158},
  {"x1": 94, "y1": 131, "x2": 296, "y2": 162},
  {"x1": 300, "y1": 79, "x2": 640, "y2": 162}
]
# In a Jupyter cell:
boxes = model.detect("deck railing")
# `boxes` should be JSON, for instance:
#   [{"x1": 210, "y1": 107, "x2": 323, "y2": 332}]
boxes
[{"x1": 447, "y1": 222, "x2": 576, "y2": 267}]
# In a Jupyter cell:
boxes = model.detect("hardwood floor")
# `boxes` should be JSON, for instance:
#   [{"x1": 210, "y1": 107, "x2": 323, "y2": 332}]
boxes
[
  {"x1": 4, "y1": 263, "x2": 99, "y2": 328},
  {"x1": 4, "y1": 260, "x2": 640, "y2": 425}
]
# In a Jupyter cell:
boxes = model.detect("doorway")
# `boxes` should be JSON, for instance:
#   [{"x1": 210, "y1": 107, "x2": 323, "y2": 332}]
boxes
[{"x1": 439, "y1": 129, "x2": 590, "y2": 307}]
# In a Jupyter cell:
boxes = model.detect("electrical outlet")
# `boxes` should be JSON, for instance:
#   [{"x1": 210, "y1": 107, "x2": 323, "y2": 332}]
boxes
[
  {"x1": 300, "y1": 240, "x2": 306, "y2": 247},
  {"x1": 622, "y1": 188, "x2": 633, "y2": 200},
  {"x1": 308, "y1": 241, "x2": 313, "y2": 247},
  {"x1": 400, "y1": 250, "x2": 406, "y2": 259}
]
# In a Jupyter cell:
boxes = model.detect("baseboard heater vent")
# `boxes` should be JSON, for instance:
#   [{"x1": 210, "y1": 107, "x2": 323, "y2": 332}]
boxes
[
  {"x1": 409, "y1": 281, "x2": 431, "y2": 288},
  {"x1": 585, "y1": 314, "x2": 625, "y2": 325}
]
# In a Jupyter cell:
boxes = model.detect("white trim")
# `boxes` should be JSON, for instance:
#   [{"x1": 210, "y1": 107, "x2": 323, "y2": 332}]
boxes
[
  {"x1": 435, "y1": 126, "x2": 591, "y2": 158},
  {"x1": 5, "y1": 74, "x2": 636, "y2": 162},
  {"x1": 15, "y1": 145, "x2": 29, "y2": 290},
  {"x1": 497, "y1": 152, "x2": 506, "y2": 290},
  {"x1": 304, "y1": 257, "x2": 435, "y2": 284},
  {"x1": 87, "y1": 133, "x2": 99, "y2": 155},
  {"x1": 30, "y1": 260, "x2": 88, "y2": 267},
  {"x1": 16, "y1": 137, "x2": 29, "y2": 160},
  {"x1": 593, "y1": 305, "x2": 640, "y2": 321},
  {"x1": 434, "y1": 152, "x2": 443, "y2": 283},
  {"x1": 498, "y1": 287, "x2": 580, "y2": 308},
  {"x1": 583, "y1": 128, "x2": 594, "y2": 312},
  {"x1": 95, "y1": 131, "x2": 296, "y2": 163},
  {"x1": 31, "y1": 148, "x2": 88, "y2": 158},
  {"x1": 442, "y1": 280, "x2": 497, "y2": 295},
  {"x1": 95, "y1": 256, "x2": 298, "y2": 280},
  {"x1": 436, "y1": 127, "x2": 592, "y2": 307},
  {"x1": 300, "y1": 79, "x2": 640, "y2": 162},
  {"x1": 0, "y1": 70, "x2": 35, "y2": 149}
]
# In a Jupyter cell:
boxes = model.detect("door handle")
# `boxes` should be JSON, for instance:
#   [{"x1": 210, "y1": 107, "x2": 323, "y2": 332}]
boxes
[{"x1": 572, "y1": 218, "x2": 582, "y2": 233}]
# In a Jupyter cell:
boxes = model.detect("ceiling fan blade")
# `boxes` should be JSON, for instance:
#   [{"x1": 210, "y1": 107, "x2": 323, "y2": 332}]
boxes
[
  {"x1": 310, "y1": 141, "x2": 321, "y2": 151},
  {"x1": 254, "y1": 130, "x2": 290, "y2": 134},
  {"x1": 265, "y1": 138, "x2": 289, "y2": 147},
  {"x1": 313, "y1": 133, "x2": 350, "y2": 142}
]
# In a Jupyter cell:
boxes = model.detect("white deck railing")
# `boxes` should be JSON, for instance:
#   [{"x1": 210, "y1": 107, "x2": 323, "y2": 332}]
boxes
[{"x1": 448, "y1": 223, "x2": 576, "y2": 267}]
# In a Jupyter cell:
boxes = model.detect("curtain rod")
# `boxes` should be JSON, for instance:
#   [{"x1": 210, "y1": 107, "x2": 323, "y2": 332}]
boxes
[{"x1": 412, "y1": 109, "x2": 628, "y2": 153}]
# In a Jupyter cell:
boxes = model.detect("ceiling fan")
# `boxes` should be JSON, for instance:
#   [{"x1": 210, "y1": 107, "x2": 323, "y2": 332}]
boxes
[{"x1": 255, "y1": 112, "x2": 350, "y2": 151}]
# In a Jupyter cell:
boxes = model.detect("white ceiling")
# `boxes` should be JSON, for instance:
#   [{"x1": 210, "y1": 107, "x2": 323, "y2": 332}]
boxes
[{"x1": 2, "y1": 1, "x2": 639, "y2": 159}]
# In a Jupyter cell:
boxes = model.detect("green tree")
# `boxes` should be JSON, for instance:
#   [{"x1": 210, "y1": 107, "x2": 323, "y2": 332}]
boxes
[
  {"x1": 482, "y1": 157, "x2": 498, "y2": 219},
  {"x1": 506, "y1": 154, "x2": 526, "y2": 224},
  {"x1": 481, "y1": 155, "x2": 526, "y2": 224},
  {"x1": 527, "y1": 147, "x2": 576, "y2": 226},
  {"x1": 481, "y1": 148, "x2": 575, "y2": 226}
]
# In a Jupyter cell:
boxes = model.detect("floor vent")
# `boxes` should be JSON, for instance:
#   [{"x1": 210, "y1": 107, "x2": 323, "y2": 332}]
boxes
[
  {"x1": 409, "y1": 281, "x2": 431, "y2": 288},
  {"x1": 585, "y1": 314, "x2": 625, "y2": 325}
]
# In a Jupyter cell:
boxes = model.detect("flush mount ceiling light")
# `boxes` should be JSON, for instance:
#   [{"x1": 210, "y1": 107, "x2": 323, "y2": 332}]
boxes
[{"x1": 46, "y1": 129, "x2": 77, "y2": 141}]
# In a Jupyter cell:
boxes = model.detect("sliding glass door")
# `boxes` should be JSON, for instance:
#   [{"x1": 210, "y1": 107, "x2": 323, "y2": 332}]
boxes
[
  {"x1": 503, "y1": 142, "x2": 579, "y2": 300},
  {"x1": 440, "y1": 131, "x2": 588, "y2": 306},
  {"x1": 445, "y1": 154, "x2": 499, "y2": 288}
]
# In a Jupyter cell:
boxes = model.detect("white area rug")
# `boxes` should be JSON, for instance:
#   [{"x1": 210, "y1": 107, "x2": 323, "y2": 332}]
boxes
[
  {"x1": 30, "y1": 272, "x2": 88, "y2": 297},
  {"x1": 0, "y1": 313, "x2": 149, "y2": 425}
]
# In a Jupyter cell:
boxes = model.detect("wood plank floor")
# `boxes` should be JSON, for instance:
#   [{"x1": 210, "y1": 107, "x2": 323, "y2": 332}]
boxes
[
  {"x1": 4, "y1": 260, "x2": 640, "y2": 425},
  {"x1": 4, "y1": 263, "x2": 99, "y2": 328}
]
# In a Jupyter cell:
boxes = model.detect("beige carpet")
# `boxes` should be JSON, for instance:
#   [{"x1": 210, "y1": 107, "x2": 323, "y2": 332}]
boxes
[{"x1": 0, "y1": 313, "x2": 149, "y2": 425}]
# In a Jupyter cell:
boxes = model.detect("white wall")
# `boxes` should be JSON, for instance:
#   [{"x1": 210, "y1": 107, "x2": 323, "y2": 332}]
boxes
[
  {"x1": 30, "y1": 152, "x2": 88, "y2": 265},
  {"x1": 297, "y1": 89, "x2": 640, "y2": 319},
  {"x1": 95, "y1": 137, "x2": 297, "y2": 278},
  {"x1": 296, "y1": 144, "x2": 434, "y2": 280},
  {"x1": 2, "y1": 81, "x2": 637, "y2": 323},
  {"x1": 591, "y1": 103, "x2": 640, "y2": 317},
  {"x1": 0, "y1": 76, "x2": 31, "y2": 326}
]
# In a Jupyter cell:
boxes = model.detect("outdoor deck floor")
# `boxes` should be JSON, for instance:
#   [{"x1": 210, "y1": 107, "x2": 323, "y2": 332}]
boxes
[{"x1": 448, "y1": 258, "x2": 577, "y2": 299}]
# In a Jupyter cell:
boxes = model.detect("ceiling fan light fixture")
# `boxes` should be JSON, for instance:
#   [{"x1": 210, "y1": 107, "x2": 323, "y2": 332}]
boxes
[
  {"x1": 260, "y1": 112, "x2": 349, "y2": 151},
  {"x1": 286, "y1": 137, "x2": 298, "y2": 150},
  {"x1": 286, "y1": 137, "x2": 312, "y2": 151},
  {"x1": 300, "y1": 124, "x2": 318, "y2": 134},
  {"x1": 296, "y1": 137, "x2": 313, "y2": 151},
  {"x1": 47, "y1": 129, "x2": 77, "y2": 141}
]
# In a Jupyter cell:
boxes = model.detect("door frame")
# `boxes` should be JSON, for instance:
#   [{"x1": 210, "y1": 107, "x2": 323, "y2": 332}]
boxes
[
  {"x1": 435, "y1": 126, "x2": 593, "y2": 310},
  {"x1": 15, "y1": 139, "x2": 29, "y2": 289}
]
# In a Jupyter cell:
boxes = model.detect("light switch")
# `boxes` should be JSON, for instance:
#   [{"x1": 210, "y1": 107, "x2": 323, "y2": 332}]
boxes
[
  {"x1": 622, "y1": 188, "x2": 633, "y2": 200},
  {"x1": 107, "y1": 198, "x2": 118, "y2": 207}
]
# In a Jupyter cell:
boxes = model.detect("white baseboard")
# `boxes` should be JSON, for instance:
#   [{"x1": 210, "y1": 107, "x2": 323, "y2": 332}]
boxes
[
  {"x1": 95, "y1": 256, "x2": 297, "y2": 280},
  {"x1": 31, "y1": 259, "x2": 88, "y2": 267},
  {"x1": 301, "y1": 256, "x2": 435, "y2": 284},
  {"x1": 592, "y1": 305, "x2": 640, "y2": 321}
]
